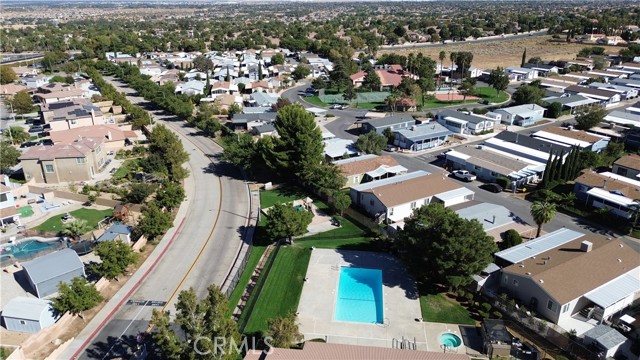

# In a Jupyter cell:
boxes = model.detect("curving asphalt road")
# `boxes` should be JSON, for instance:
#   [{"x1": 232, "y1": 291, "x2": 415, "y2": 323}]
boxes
[{"x1": 68, "y1": 77, "x2": 250, "y2": 360}]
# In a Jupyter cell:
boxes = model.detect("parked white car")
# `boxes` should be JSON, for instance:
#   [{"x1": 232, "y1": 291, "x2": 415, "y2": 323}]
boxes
[{"x1": 452, "y1": 170, "x2": 477, "y2": 182}]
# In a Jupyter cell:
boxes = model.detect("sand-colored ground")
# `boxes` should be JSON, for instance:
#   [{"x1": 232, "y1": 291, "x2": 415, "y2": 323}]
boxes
[{"x1": 380, "y1": 36, "x2": 622, "y2": 70}]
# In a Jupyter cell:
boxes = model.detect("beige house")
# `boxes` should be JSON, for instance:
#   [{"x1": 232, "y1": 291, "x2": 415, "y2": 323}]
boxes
[
  {"x1": 19, "y1": 138, "x2": 107, "y2": 184},
  {"x1": 50, "y1": 125, "x2": 138, "y2": 151},
  {"x1": 41, "y1": 99, "x2": 112, "y2": 132},
  {"x1": 334, "y1": 154, "x2": 407, "y2": 188},
  {"x1": 612, "y1": 154, "x2": 640, "y2": 180},
  {"x1": 33, "y1": 88, "x2": 87, "y2": 105}
]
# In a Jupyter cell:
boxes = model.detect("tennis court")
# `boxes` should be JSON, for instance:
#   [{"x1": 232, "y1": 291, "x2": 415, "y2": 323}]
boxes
[{"x1": 320, "y1": 92, "x2": 390, "y2": 104}]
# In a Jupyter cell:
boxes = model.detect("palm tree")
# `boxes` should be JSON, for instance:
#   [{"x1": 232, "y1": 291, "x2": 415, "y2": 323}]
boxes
[
  {"x1": 438, "y1": 51, "x2": 446, "y2": 88},
  {"x1": 530, "y1": 202, "x2": 557, "y2": 238},
  {"x1": 62, "y1": 219, "x2": 89, "y2": 242},
  {"x1": 449, "y1": 52, "x2": 458, "y2": 82}
]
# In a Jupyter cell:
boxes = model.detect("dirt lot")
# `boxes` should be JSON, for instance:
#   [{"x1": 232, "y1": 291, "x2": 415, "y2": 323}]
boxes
[{"x1": 380, "y1": 36, "x2": 622, "y2": 70}]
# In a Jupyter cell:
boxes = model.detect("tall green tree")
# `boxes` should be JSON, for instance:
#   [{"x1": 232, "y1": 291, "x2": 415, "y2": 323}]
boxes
[
  {"x1": 0, "y1": 140, "x2": 20, "y2": 173},
  {"x1": 272, "y1": 104, "x2": 324, "y2": 183},
  {"x1": 151, "y1": 285, "x2": 240, "y2": 360},
  {"x1": 192, "y1": 55, "x2": 214, "y2": 73},
  {"x1": 155, "y1": 181, "x2": 186, "y2": 211},
  {"x1": 265, "y1": 203, "x2": 313, "y2": 243},
  {"x1": 222, "y1": 132, "x2": 257, "y2": 171},
  {"x1": 0, "y1": 66, "x2": 17, "y2": 84},
  {"x1": 332, "y1": 191, "x2": 351, "y2": 216},
  {"x1": 540, "y1": 152, "x2": 553, "y2": 189},
  {"x1": 459, "y1": 78, "x2": 476, "y2": 101},
  {"x1": 11, "y1": 90, "x2": 35, "y2": 115},
  {"x1": 148, "y1": 124, "x2": 189, "y2": 181},
  {"x1": 575, "y1": 107, "x2": 606, "y2": 130},
  {"x1": 266, "y1": 313, "x2": 302, "y2": 349},
  {"x1": 487, "y1": 67, "x2": 509, "y2": 96},
  {"x1": 438, "y1": 51, "x2": 446, "y2": 82},
  {"x1": 94, "y1": 240, "x2": 139, "y2": 280},
  {"x1": 137, "y1": 203, "x2": 172, "y2": 241},
  {"x1": 521, "y1": 48, "x2": 527, "y2": 67},
  {"x1": 355, "y1": 131, "x2": 387, "y2": 155},
  {"x1": 52, "y1": 277, "x2": 103, "y2": 318},
  {"x1": 291, "y1": 65, "x2": 310, "y2": 80},
  {"x1": 271, "y1": 53, "x2": 285, "y2": 65},
  {"x1": 4, "y1": 126, "x2": 30, "y2": 145},
  {"x1": 530, "y1": 201, "x2": 557, "y2": 238},
  {"x1": 62, "y1": 219, "x2": 89, "y2": 241},
  {"x1": 512, "y1": 84, "x2": 545, "y2": 105},
  {"x1": 342, "y1": 82, "x2": 357, "y2": 103},
  {"x1": 397, "y1": 203, "x2": 497, "y2": 289},
  {"x1": 362, "y1": 70, "x2": 382, "y2": 91}
]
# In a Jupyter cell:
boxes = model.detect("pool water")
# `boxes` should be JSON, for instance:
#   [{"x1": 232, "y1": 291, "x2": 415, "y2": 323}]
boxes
[
  {"x1": 334, "y1": 267, "x2": 384, "y2": 323},
  {"x1": 1, "y1": 239, "x2": 62, "y2": 259},
  {"x1": 440, "y1": 333, "x2": 462, "y2": 348}
]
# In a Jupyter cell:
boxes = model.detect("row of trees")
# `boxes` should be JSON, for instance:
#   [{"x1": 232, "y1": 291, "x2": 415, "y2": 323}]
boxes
[{"x1": 539, "y1": 146, "x2": 582, "y2": 189}]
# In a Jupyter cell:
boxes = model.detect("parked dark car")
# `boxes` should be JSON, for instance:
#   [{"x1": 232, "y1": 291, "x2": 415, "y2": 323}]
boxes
[
  {"x1": 384, "y1": 144, "x2": 398, "y2": 152},
  {"x1": 480, "y1": 183, "x2": 504, "y2": 193}
]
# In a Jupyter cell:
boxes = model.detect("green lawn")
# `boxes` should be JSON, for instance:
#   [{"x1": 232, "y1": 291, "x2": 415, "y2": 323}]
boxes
[
  {"x1": 420, "y1": 293, "x2": 476, "y2": 325},
  {"x1": 242, "y1": 246, "x2": 312, "y2": 334},
  {"x1": 304, "y1": 96, "x2": 327, "y2": 107},
  {"x1": 17, "y1": 205, "x2": 34, "y2": 217},
  {"x1": 112, "y1": 159, "x2": 139, "y2": 181},
  {"x1": 474, "y1": 87, "x2": 509, "y2": 104},
  {"x1": 226, "y1": 245, "x2": 267, "y2": 317},
  {"x1": 421, "y1": 98, "x2": 479, "y2": 109},
  {"x1": 296, "y1": 215, "x2": 372, "y2": 250},
  {"x1": 352, "y1": 102, "x2": 384, "y2": 110},
  {"x1": 33, "y1": 208, "x2": 113, "y2": 233},
  {"x1": 260, "y1": 187, "x2": 308, "y2": 209}
]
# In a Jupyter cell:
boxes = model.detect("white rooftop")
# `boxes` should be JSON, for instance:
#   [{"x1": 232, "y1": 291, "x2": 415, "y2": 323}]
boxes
[
  {"x1": 584, "y1": 272, "x2": 640, "y2": 309},
  {"x1": 495, "y1": 228, "x2": 584, "y2": 264}
]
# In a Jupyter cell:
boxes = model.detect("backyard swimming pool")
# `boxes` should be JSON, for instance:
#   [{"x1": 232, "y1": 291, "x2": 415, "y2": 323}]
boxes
[
  {"x1": 334, "y1": 267, "x2": 384, "y2": 324},
  {"x1": 439, "y1": 333, "x2": 462, "y2": 348},
  {"x1": 1, "y1": 239, "x2": 64, "y2": 259}
]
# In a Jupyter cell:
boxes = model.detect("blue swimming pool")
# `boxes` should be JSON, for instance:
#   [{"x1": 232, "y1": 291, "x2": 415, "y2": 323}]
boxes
[{"x1": 334, "y1": 267, "x2": 384, "y2": 324}]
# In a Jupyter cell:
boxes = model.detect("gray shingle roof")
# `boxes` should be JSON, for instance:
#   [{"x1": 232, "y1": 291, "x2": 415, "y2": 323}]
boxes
[
  {"x1": 231, "y1": 112, "x2": 277, "y2": 124},
  {"x1": 22, "y1": 248, "x2": 84, "y2": 285},
  {"x1": 583, "y1": 325, "x2": 628, "y2": 349},
  {"x1": 494, "y1": 131, "x2": 570, "y2": 154},
  {"x1": 2, "y1": 297, "x2": 53, "y2": 321},
  {"x1": 363, "y1": 114, "x2": 415, "y2": 129},
  {"x1": 395, "y1": 122, "x2": 451, "y2": 141}
]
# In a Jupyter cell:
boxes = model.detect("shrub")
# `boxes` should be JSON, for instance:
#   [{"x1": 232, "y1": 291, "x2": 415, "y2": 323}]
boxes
[
  {"x1": 492, "y1": 311, "x2": 503, "y2": 319},
  {"x1": 496, "y1": 176, "x2": 511, "y2": 190},
  {"x1": 482, "y1": 302, "x2": 492, "y2": 312},
  {"x1": 500, "y1": 229, "x2": 523, "y2": 250}
]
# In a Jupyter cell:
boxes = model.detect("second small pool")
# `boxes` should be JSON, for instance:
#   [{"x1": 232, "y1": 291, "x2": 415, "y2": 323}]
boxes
[{"x1": 440, "y1": 333, "x2": 462, "y2": 348}]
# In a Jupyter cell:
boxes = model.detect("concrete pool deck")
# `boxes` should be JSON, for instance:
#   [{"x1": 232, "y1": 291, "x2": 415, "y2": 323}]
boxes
[{"x1": 297, "y1": 249, "x2": 483, "y2": 355}]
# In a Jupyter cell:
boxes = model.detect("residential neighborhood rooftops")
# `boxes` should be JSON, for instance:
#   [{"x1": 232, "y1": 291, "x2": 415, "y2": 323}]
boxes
[
  {"x1": 231, "y1": 113, "x2": 277, "y2": 124},
  {"x1": 575, "y1": 171, "x2": 640, "y2": 200},
  {"x1": 452, "y1": 202, "x2": 517, "y2": 232},
  {"x1": 243, "y1": 341, "x2": 469, "y2": 360},
  {"x1": 604, "y1": 110, "x2": 640, "y2": 125},
  {"x1": 357, "y1": 171, "x2": 463, "y2": 207},
  {"x1": 532, "y1": 127, "x2": 608, "y2": 148},
  {"x1": 447, "y1": 146, "x2": 540, "y2": 175},
  {"x1": 49, "y1": 125, "x2": 137, "y2": 144},
  {"x1": 614, "y1": 154, "x2": 640, "y2": 171},
  {"x1": 395, "y1": 122, "x2": 451, "y2": 139},
  {"x1": 494, "y1": 104, "x2": 546, "y2": 115},
  {"x1": 334, "y1": 154, "x2": 401, "y2": 177},
  {"x1": 362, "y1": 114, "x2": 415, "y2": 129},
  {"x1": 437, "y1": 109, "x2": 494, "y2": 124},
  {"x1": 2, "y1": 297, "x2": 53, "y2": 321},
  {"x1": 22, "y1": 248, "x2": 84, "y2": 285},
  {"x1": 323, "y1": 138, "x2": 358, "y2": 159},
  {"x1": 565, "y1": 85, "x2": 620, "y2": 99},
  {"x1": 502, "y1": 232, "x2": 640, "y2": 304},
  {"x1": 495, "y1": 228, "x2": 585, "y2": 264},
  {"x1": 544, "y1": 95, "x2": 598, "y2": 107},
  {"x1": 351, "y1": 170, "x2": 430, "y2": 192},
  {"x1": 492, "y1": 131, "x2": 570, "y2": 153},
  {"x1": 19, "y1": 138, "x2": 105, "y2": 161},
  {"x1": 583, "y1": 325, "x2": 628, "y2": 350}
]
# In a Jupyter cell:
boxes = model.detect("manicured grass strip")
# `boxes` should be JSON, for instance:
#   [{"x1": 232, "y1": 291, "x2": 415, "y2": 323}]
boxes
[
  {"x1": 296, "y1": 215, "x2": 371, "y2": 249},
  {"x1": 33, "y1": 208, "x2": 113, "y2": 233},
  {"x1": 18, "y1": 205, "x2": 34, "y2": 217},
  {"x1": 420, "y1": 293, "x2": 476, "y2": 325},
  {"x1": 260, "y1": 188, "x2": 307, "y2": 209},
  {"x1": 422, "y1": 99, "x2": 479, "y2": 109},
  {"x1": 226, "y1": 245, "x2": 267, "y2": 317},
  {"x1": 112, "y1": 159, "x2": 139, "y2": 181},
  {"x1": 243, "y1": 247, "x2": 312, "y2": 334},
  {"x1": 475, "y1": 87, "x2": 509, "y2": 103},
  {"x1": 304, "y1": 95, "x2": 327, "y2": 107},
  {"x1": 353, "y1": 102, "x2": 384, "y2": 110}
]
